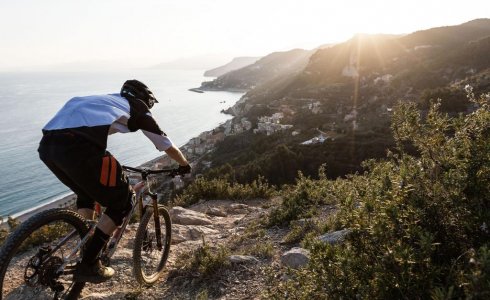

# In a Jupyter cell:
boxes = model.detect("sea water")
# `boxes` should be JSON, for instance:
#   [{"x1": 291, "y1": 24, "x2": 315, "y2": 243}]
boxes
[{"x1": 0, "y1": 70, "x2": 242, "y2": 217}]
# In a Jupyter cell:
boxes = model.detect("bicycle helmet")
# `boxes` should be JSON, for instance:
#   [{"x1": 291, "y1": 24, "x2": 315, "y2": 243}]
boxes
[{"x1": 120, "y1": 79, "x2": 158, "y2": 108}]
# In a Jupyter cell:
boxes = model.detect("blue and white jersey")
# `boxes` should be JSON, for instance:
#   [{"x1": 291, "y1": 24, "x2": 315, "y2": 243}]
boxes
[{"x1": 43, "y1": 94, "x2": 173, "y2": 151}]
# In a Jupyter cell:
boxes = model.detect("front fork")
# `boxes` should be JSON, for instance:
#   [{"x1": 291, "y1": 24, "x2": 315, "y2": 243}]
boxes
[{"x1": 150, "y1": 192, "x2": 163, "y2": 250}]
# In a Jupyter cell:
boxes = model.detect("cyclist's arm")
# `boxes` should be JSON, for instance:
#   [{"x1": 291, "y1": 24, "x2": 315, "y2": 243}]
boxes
[
  {"x1": 142, "y1": 129, "x2": 173, "y2": 151},
  {"x1": 129, "y1": 111, "x2": 190, "y2": 166},
  {"x1": 164, "y1": 145, "x2": 189, "y2": 166},
  {"x1": 142, "y1": 130, "x2": 189, "y2": 166}
]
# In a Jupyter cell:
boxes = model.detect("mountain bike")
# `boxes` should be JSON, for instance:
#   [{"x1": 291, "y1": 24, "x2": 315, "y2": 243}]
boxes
[{"x1": 0, "y1": 166, "x2": 179, "y2": 300}]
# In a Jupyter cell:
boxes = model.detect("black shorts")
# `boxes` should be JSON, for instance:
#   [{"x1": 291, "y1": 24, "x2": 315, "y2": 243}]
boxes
[{"x1": 38, "y1": 130, "x2": 131, "y2": 213}]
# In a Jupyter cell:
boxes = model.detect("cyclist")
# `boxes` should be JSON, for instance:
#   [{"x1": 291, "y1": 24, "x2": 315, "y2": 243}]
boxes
[{"x1": 38, "y1": 80, "x2": 191, "y2": 283}]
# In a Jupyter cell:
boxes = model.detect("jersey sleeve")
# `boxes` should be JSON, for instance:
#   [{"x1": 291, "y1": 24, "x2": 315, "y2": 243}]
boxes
[
  {"x1": 125, "y1": 97, "x2": 173, "y2": 151},
  {"x1": 127, "y1": 111, "x2": 163, "y2": 134},
  {"x1": 142, "y1": 129, "x2": 174, "y2": 151}
]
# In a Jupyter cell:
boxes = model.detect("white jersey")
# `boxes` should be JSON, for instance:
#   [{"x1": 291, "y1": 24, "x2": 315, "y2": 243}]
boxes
[{"x1": 43, "y1": 94, "x2": 173, "y2": 151}]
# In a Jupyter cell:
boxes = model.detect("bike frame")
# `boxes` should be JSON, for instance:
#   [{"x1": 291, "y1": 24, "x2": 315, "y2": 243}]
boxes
[{"x1": 54, "y1": 166, "x2": 174, "y2": 274}]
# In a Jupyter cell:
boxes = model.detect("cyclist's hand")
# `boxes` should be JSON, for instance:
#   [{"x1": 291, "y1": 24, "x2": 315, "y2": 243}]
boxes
[{"x1": 177, "y1": 164, "x2": 191, "y2": 175}]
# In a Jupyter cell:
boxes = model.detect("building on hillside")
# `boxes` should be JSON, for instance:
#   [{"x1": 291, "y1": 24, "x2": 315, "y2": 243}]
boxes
[
  {"x1": 344, "y1": 109, "x2": 358, "y2": 122},
  {"x1": 223, "y1": 119, "x2": 233, "y2": 135},
  {"x1": 241, "y1": 118, "x2": 252, "y2": 131},
  {"x1": 373, "y1": 74, "x2": 393, "y2": 85},
  {"x1": 301, "y1": 134, "x2": 328, "y2": 145}
]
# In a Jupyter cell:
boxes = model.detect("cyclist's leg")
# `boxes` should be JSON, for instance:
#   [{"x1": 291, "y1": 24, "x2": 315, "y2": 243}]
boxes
[
  {"x1": 39, "y1": 141, "x2": 95, "y2": 219},
  {"x1": 39, "y1": 135, "x2": 117, "y2": 282},
  {"x1": 65, "y1": 152, "x2": 133, "y2": 232},
  {"x1": 68, "y1": 145, "x2": 131, "y2": 226}
]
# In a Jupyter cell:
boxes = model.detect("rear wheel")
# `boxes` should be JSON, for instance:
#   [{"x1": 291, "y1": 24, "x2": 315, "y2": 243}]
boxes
[
  {"x1": 133, "y1": 205, "x2": 171, "y2": 285},
  {"x1": 0, "y1": 209, "x2": 88, "y2": 300}
]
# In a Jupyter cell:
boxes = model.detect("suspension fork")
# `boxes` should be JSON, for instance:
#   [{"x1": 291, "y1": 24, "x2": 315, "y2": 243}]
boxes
[{"x1": 150, "y1": 192, "x2": 163, "y2": 250}]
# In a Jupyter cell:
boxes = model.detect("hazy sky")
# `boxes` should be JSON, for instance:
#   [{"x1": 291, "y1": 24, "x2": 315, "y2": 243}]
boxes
[{"x1": 0, "y1": 0, "x2": 488, "y2": 71}]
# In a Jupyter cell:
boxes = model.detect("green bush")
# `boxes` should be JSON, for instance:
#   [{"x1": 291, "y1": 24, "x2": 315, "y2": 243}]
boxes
[
  {"x1": 267, "y1": 88, "x2": 490, "y2": 298},
  {"x1": 242, "y1": 240, "x2": 275, "y2": 259},
  {"x1": 171, "y1": 176, "x2": 275, "y2": 207},
  {"x1": 268, "y1": 165, "x2": 337, "y2": 226},
  {"x1": 173, "y1": 243, "x2": 230, "y2": 278}
]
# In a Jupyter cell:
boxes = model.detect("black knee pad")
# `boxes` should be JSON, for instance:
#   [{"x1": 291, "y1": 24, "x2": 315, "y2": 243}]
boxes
[
  {"x1": 105, "y1": 192, "x2": 134, "y2": 226},
  {"x1": 76, "y1": 195, "x2": 94, "y2": 210}
]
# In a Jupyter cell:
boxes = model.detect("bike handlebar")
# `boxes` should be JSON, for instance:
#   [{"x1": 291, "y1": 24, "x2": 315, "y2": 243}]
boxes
[{"x1": 122, "y1": 165, "x2": 174, "y2": 174}]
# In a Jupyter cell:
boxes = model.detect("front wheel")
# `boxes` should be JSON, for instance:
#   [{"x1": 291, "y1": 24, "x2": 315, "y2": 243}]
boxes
[
  {"x1": 0, "y1": 209, "x2": 88, "y2": 300},
  {"x1": 133, "y1": 205, "x2": 171, "y2": 285}
]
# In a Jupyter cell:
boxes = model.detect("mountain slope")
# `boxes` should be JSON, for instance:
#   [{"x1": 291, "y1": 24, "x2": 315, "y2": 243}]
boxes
[
  {"x1": 199, "y1": 48, "x2": 313, "y2": 91},
  {"x1": 240, "y1": 18, "x2": 490, "y2": 106},
  {"x1": 203, "y1": 57, "x2": 261, "y2": 77},
  {"x1": 201, "y1": 18, "x2": 490, "y2": 185}
]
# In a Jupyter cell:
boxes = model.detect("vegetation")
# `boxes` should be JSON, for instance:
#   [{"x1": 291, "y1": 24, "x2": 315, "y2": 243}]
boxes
[
  {"x1": 266, "y1": 89, "x2": 490, "y2": 299},
  {"x1": 242, "y1": 241, "x2": 274, "y2": 259},
  {"x1": 171, "y1": 176, "x2": 274, "y2": 207},
  {"x1": 172, "y1": 242, "x2": 230, "y2": 279},
  {"x1": 268, "y1": 165, "x2": 336, "y2": 226}
]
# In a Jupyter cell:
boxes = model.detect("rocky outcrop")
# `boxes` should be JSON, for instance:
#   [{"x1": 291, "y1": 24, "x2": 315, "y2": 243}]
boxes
[
  {"x1": 280, "y1": 247, "x2": 310, "y2": 269},
  {"x1": 318, "y1": 229, "x2": 351, "y2": 245},
  {"x1": 229, "y1": 255, "x2": 260, "y2": 264},
  {"x1": 171, "y1": 224, "x2": 219, "y2": 244},
  {"x1": 169, "y1": 206, "x2": 212, "y2": 225},
  {"x1": 205, "y1": 207, "x2": 227, "y2": 217}
]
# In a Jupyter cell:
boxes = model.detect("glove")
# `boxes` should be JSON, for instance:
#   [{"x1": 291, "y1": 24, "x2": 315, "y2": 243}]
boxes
[{"x1": 176, "y1": 164, "x2": 191, "y2": 175}]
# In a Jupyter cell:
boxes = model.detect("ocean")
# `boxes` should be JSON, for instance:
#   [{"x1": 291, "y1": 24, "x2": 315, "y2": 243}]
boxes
[{"x1": 0, "y1": 70, "x2": 243, "y2": 218}]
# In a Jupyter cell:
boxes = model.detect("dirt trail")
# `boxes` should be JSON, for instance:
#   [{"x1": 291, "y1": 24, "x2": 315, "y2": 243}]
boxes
[{"x1": 79, "y1": 199, "x2": 278, "y2": 300}]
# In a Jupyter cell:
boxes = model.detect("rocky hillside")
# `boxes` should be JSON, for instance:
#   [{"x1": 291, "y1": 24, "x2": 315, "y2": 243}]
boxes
[
  {"x1": 243, "y1": 18, "x2": 490, "y2": 105},
  {"x1": 72, "y1": 198, "x2": 323, "y2": 299},
  {"x1": 194, "y1": 19, "x2": 490, "y2": 183},
  {"x1": 199, "y1": 48, "x2": 313, "y2": 91},
  {"x1": 204, "y1": 57, "x2": 261, "y2": 77}
]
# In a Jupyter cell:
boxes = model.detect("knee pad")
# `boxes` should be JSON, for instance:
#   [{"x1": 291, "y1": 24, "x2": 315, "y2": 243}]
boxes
[
  {"x1": 76, "y1": 195, "x2": 95, "y2": 210},
  {"x1": 105, "y1": 192, "x2": 134, "y2": 226}
]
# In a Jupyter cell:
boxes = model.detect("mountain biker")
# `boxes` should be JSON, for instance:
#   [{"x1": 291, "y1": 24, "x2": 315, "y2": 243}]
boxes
[{"x1": 38, "y1": 80, "x2": 191, "y2": 283}]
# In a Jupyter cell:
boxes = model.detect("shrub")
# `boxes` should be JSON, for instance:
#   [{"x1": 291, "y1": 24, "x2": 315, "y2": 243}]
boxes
[
  {"x1": 171, "y1": 176, "x2": 275, "y2": 207},
  {"x1": 266, "y1": 88, "x2": 490, "y2": 298},
  {"x1": 242, "y1": 240, "x2": 275, "y2": 259},
  {"x1": 268, "y1": 165, "x2": 337, "y2": 226},
  {"x1": 173, "y1": 243, "x2": 230, "y2": 278},
  {"x1": 283, "y1": 219, "x2": 320, "y2": 245}
]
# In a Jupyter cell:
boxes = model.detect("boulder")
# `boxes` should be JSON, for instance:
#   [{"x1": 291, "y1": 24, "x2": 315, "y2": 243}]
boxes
[
  {"x1": 280, "y1": 247, "x2": 310, "y2": 269},
  {"x1": 206, "y1": 207, "x2": 227, "y2": 217},
  {"x1": 228, "y1": 203, "x2": 251, "y2": 214},
  {"x1": 229, "y1": 255, "x2": 259, "y2": 264},
  {"x1": 318, "y1": 229, "x2": 351, "y2": 245},
  {"x1": 169, "y1": 206, "x2": 212, "y2": 225},
  {"x1": 171, "y1": 224, "x2": 219, "y2": 244}
]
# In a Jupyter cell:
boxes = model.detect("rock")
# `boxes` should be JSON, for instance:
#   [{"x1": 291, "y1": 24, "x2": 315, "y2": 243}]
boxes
[
  {"x1": 171, "y1": 233, "x2": 188, "y2": 244},
  {"x1": 171, "y1": 224, "x2": 219, "y2": 244},
  {"x1": 291, "y1": 218, "x2": 312, "y2": 227},
  {"x1": 169, "y1": 206, "x2": 212, "y2": 225},
  {"x1": 318, "y1": 229, "x2": 351, "y2": 245},
  {"x1": 280, "y1": 247, "x2": 310, "y2": 269},
  {"x1": 228, "y1": 203, "x2": 251, "y2": 214},
  {"x1": 80, "y1": 292, "x2": 115, "y2": 299},
  {"x1": 230, "y1": 203, "x2": 248, "y2": 209},
  {"x1": 206, "y1": 207, "x2": 227, "y2": 217},
  {"x1": 229, "y1": 255, "x2": 259, "y2": 264}
]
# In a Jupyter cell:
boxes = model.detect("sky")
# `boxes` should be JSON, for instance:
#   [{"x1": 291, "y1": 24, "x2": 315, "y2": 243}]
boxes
[{"x1": 0, "y1": 0, "x2": 488, "y2": 71}]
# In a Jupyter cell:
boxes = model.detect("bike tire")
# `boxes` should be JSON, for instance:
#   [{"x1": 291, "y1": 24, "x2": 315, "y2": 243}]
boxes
[
  {"x1": 0, "y1": 209, "x2": 89, "y2": 300},
  {"x1": 133, "y1": 205, "x2": 172, "y2": 285}
]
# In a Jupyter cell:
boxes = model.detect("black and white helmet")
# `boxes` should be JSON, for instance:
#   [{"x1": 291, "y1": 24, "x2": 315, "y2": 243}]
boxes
[{"x1": 120, "y1": 79, "x2": 158, "y2": 109}]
